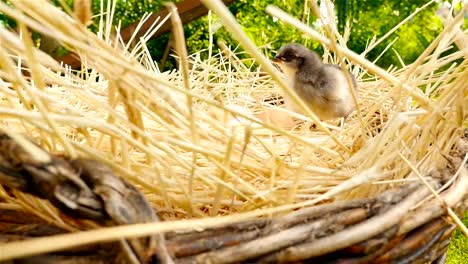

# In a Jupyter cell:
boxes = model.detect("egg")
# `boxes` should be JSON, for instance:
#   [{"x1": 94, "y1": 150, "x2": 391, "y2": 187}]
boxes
[{"x1": 257, "y1": 108, "x2": 296, "y2": 129}]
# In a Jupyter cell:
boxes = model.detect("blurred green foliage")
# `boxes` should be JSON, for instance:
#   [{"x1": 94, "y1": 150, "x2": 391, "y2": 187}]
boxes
[
  {"x1": 0, "y1": 0, "x2": 463, "y2": 70},
  {"x1": 447, "y1": 213, "x2": 468, "y2": 264},
  {"x1": 147, "y1": 0, "x2": 321, "y2": 70},
  {"x1": 344, "y1": 0, "x2": 444, "y2": 68},
  {"x1": 167, "y1": 0, "x2": 450, "y2": 69},
  {"x1": 0, "y1": 0, "x2": 15, "y2": 29}
]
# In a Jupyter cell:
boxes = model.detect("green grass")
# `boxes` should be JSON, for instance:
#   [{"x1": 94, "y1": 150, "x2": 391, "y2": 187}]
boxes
[{"x1": 447, "y1": 213, "x2": 468, "y2": 264}]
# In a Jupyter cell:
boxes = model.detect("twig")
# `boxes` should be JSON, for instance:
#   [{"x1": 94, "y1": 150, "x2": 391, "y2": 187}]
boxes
[
  {"x1": 271, "y1": 185, "x2": 433, "y2": 262},
  {"x1": 192, "y1": 208, "x2": 368, "y2": 264},
  {"x1": 399, "y1": 166, "x2": 468, "y2": 235}
]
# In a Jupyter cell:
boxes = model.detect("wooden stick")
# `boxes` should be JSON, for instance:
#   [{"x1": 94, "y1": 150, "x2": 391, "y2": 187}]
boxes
[{"x1": 271, "y1": 185, "x2": 433, "y2": 262}]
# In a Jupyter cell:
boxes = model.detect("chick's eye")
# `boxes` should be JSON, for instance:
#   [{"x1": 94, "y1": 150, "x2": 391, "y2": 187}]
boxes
[{"x1": 284, "y1": 53, "x2": 297, "y2": 61}]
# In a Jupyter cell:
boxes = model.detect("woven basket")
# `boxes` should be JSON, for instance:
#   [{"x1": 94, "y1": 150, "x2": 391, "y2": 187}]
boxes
[
  {"x1": 0, "y1": 0, "x2": 467, "y2": 263},
  {"x1": 0, "y1": 131, "x2": 466, "y2": 263}
]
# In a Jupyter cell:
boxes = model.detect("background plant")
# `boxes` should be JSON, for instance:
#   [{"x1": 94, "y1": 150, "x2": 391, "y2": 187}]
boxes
[{"x1": 1, "y1": 0, "x2": 459, "y2": 70}]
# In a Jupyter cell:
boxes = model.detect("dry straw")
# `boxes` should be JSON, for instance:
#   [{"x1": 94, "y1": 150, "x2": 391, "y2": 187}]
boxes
[{"x1": 0, "y1": 0, "x2": 466, "y2": 260}]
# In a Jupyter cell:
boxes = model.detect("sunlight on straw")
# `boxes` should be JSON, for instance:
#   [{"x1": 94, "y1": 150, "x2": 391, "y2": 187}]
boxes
[
  {"x1": 399, "y1": 153, "x2": 468, "y2": 237},
  {"x1": 0, "y1": 0, "x2": 465, "y2": 257}
]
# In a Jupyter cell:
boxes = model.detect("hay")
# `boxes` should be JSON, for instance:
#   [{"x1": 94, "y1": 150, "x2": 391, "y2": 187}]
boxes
[{"x1": 0, "y1": 0, "x2": 466, "y2": 261}]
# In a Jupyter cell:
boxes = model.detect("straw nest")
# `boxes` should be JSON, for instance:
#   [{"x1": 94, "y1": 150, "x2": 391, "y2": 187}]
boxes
[{"x1": 0, "y1": 0, "x2": 466, "y2": 263}]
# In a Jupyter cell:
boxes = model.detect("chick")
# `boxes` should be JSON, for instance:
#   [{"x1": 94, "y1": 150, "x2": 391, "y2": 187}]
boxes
[{"x1": 272, "y1": 43, "x2": 357, "y2": 120}]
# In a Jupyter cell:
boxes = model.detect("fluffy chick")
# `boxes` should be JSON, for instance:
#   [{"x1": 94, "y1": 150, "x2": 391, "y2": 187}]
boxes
[{"x1": 272, "y1": 43, "x2": 357, "y2": 120}]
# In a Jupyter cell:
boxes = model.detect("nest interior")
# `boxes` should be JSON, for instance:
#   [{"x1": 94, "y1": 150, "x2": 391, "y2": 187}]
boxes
[{"x1": 0, "y1": 0, "x2": 466, "y2": 263}]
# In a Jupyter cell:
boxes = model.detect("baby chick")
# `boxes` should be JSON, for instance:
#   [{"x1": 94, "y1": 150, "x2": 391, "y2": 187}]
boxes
[{"x1": 272, "y1": 43, "x2": 357, "y2": 120}]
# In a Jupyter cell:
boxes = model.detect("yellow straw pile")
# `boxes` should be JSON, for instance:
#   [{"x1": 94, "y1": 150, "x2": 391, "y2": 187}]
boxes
[{"x1": 0, "y1": 0, "x2": 466, "y2": 227}]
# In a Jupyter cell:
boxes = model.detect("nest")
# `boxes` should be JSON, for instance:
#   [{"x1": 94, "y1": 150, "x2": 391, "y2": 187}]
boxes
[
  {"x1": 0, "y1": 131, "x2": 466, "y2": 263},
  {"x1": 0, "y1": 0, "x2": 466, "y2": 263}
]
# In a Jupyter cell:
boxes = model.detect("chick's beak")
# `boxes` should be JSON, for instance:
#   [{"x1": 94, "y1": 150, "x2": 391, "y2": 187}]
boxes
[{"x1": 271, "y1": 56, "x2": 282, "y2": 63}]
